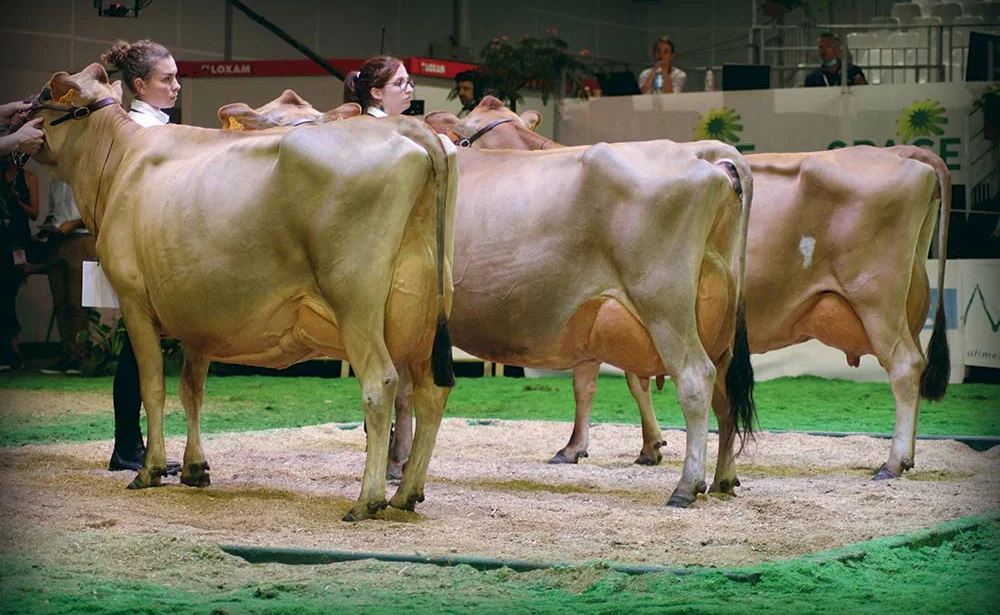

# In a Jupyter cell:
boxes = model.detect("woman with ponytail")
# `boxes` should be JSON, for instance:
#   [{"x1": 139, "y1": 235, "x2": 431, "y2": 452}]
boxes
[
  {"x1": 97, "y1": 39, "x2": 180, "y2": 475},
  {"x1": 343, "y1": 56, "x2": 414, "y2": 117}
]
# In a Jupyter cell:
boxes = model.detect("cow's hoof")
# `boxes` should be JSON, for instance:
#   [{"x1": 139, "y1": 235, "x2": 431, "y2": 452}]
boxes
[
  {"x1": 386, "y1": 462, "x2": 405, "y2": 482},
  {"x1": 873, "y1": 458, "x2": 912, "y2": 481},
  {"x1": 710, "y1": 477, "x2": 740, "y2": 496},
  {"x1": 634, "y1": 450, "x2": 662, "y2": 466},
  {"x1": 180, "y1": 461, "x2": 211, "y2": 488},
  {"x1": 343, "y1": 500, "x2": 388, "y2": 522},
  {"x1": 666, "y1": 481, "x2": 707, "y2": 508},
  {"x1": 548, "y1": 449, "x2": 586, "y2": 465},
  {"x1": 389, "y1": 491, "x2": 425, "y2": 511},
  {"x1": 126, "y1": 468, "x2": 164, "y2": 489}
]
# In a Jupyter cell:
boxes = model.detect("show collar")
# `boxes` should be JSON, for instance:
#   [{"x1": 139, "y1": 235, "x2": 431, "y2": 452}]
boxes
[{"x1": 365, "y1": 107, "x2": 388, "y2": 118}]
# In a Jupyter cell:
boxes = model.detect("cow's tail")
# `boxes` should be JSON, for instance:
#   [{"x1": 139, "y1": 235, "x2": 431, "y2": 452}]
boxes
[
  {"x1": 397, "y1": 119, "x2": 457, "y2": 387},
  {"x1": 717, "y1": 157, "x2": 756, "y2": 452},
  {"x1": 920, "y1": 161, "x2": 952, "y2": 401}
]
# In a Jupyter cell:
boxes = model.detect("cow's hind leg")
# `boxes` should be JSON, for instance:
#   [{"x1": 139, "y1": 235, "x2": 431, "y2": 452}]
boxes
[
  {"x1": 387, "y1": 365, "x2": 414, "y2": 481},
  {"x1": 550, "y1": 362, "x2": 600, "y2": 464},
  {"x1": 339, "y1": 325, "x2": 397, "y2": 521},
  {"x1": 667, "y1": 356, "x2": 716, "y2": 507},
  {"x1": 873, "y1": 330, "x2": 925, "y2": 480},
  {"x1": 709, "y1": 352, "x2": 740, "y2": 495},
  {"x1": 626, "y1": 372, "x2": 665, "y2": 465},
  {"x1": 178, "y1": 350, "x2": 211, "y2": 488},
  {"x1": 390, "y1": 359, "x2": 450, "y2": 511}
]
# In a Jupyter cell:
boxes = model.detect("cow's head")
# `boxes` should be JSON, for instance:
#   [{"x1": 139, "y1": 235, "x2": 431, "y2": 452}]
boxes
[
  {"x1": 29, "y1": 63, "x2": 124, "y2": 167},
  {"x1": 218, "y1": 89, "x2": 361, "y2": 130},
  {"x1": 424, "y1": 96, "x2": 551, "y2": 150}
]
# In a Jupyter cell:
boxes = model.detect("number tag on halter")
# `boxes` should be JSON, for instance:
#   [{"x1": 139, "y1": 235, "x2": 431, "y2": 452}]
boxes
[{"x1": 11, "y1": 249, "x2": 26, "y2": 266}]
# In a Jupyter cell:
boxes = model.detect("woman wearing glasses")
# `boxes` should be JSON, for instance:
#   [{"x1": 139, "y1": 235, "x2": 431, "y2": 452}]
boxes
[{"x1": 343, "y1": 56, "x2": 414, "y2": 117}]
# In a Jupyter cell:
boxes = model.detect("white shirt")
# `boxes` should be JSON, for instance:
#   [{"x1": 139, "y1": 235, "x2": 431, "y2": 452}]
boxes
[
  {"x1": 47, "y1": 179, "x2": 88, "y2": 235},
  {"x1": 365, "y1": 107, "x2": 388, "y2": 118},
  {"x1": 128, "y1": 99, "x2": 170, "y2": 127},
  {"x1": 638, "y1": 66, "x2": 687, "y2": 93}
]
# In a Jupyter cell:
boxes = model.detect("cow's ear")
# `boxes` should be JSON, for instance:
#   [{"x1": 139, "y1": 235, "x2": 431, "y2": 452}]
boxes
[
  {"x1": 81, "y1": 63, "x2": 110, "y2": 85},
  {"x1": 324, "y1": 102, "x2": 361, "y2": 121},
  {"x1": 218, "y1": 103, "x2": 269, "y2": 130},
  {"x1": 110, "y1": 80, "x2": 124, "y2": 101},
  {"x1": 424, "y1": 111, "x2": 459, "y2": 136},
  {"x1": 520, "y1": 110, "x2": 542, "y2": 132},
  {"x1": 50, "y1": 72, "x2": 81, "y2": 105}
]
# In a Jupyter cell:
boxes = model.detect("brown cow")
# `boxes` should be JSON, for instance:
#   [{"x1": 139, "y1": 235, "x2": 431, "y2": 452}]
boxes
[
  {"x1": 224, "y1": 91, "x2": 757, "y2": 507},
  {"x1": 437, "y1": 98, "x2": 952, "y2": 493},
  {"x1": 29, "y1": 64, "x2": 458, "y2": 521}
]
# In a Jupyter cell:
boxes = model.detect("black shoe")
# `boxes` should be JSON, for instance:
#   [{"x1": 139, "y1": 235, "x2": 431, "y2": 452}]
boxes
[{"x1": 108, "y1": 447, "x2": 182, "y2": 476}]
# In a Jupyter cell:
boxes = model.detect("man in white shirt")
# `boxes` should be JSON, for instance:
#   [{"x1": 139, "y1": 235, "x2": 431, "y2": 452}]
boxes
[{"x1": 638, "y1": 36, "x2": 687, "y2": 94}]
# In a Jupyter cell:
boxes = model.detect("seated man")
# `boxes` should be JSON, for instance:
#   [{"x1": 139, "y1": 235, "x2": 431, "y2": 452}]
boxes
[{"x1": 805, "y1": 32, "x2": 867, "y2": 87}]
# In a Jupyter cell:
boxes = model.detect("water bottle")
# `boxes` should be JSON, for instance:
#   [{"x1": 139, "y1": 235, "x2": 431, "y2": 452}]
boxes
[
  {"x1": 704, "y1": 68, "x2": 715, "y2": 92},
  {"x1": 652, "y1": 67, "x2": 664, "y2": 94}
]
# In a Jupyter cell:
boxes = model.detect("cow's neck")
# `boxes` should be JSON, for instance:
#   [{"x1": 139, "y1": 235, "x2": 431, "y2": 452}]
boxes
[{"x1": 67, "y1": 110, "x2": 140, "y2": 236}]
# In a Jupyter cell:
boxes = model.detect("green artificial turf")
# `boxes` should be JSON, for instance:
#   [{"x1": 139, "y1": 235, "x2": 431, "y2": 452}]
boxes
[{"x1": 0, "y1": 373, "x2": 997, "y2": 447}]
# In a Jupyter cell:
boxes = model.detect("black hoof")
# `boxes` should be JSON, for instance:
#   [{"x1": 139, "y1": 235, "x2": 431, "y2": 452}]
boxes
[
  {"x1": 548, "y1": 449, "x2": 586, "y2": 465},
  {"x1": 873, "y1": 464, "x2": 899, "y2": 481},
  {"x1": 666, "y1": 493, "x2": 695, "y2": 508},
  {"x1": 180, "y1": 461, "x2": 211, "y2": 488},
  {"x1": 634, "y1": 452, "x2": 662, "y2": 466}
]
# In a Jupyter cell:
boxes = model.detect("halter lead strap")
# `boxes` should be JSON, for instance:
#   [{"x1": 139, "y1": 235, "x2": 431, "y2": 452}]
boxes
[{"x1": 457, "y1": 118, "x2": 515, "y2": 147}]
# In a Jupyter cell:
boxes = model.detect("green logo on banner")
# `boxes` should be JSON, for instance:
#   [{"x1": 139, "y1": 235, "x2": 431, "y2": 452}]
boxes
[
  {"x1": 896, "y1": 98, "x2": 948, "y2": 143},
  {"x1": 963, "y1": 284, "x2": 1000, "y2": 333},
  {"x1": 695, "y1": 107, "x2": 744, "y2": 144}
]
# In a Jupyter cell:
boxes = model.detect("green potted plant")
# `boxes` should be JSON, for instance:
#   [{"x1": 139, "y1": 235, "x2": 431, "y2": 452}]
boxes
[{"x1": 475, "y1": 29, "x2": 588, "y2": 111}]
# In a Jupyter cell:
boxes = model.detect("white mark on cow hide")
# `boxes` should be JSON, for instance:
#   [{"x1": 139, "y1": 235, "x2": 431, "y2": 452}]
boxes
[{"x1": 799, "y1": 236, "x2": 816, "y2": 268}]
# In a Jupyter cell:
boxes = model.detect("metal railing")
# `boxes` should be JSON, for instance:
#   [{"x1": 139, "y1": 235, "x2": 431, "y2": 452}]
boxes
[{"x1": 749, "y1": 22, "x2": 998, "y2": 89}]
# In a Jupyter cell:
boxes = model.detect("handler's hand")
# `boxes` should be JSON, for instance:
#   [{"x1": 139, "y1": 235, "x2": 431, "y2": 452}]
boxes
[{"x1": 12, "y1": 118, "x2": 44, "y2": 155}]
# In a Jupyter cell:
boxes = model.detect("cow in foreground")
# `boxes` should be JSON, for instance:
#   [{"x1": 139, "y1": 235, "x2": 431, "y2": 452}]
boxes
[
  {"x1": 223, "y1": 92, "x2": 757, "y2": 507},
  {"x1": 29, "y1": 64, "x2": 458, "y2": 521},
  {"x1": 436, "y1": 97, "x2": 951, "y2": 491}
]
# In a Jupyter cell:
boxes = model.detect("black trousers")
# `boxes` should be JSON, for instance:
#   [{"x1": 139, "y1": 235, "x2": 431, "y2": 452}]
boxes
[{"x1": 113, "y1": 330, "x2": 144, "y2": 450}]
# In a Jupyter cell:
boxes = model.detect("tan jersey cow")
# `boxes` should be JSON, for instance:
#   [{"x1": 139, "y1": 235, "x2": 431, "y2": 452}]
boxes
[
  {"x1": 436, "y1": 97, "x2": 952, "y2": 494},
  {"x1": 223, "y1": 92, "x2": 757, "y2": 507},
  {"x1": 29, "y1": 64, "x2": 459, "y2": 521}
]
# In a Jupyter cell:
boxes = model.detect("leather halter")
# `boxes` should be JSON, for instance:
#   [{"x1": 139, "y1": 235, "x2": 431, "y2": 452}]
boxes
[
  {"x1": 456, "y1": 118, "x2": 515, "y2": 147},
  {"x1": 31, "y1": 96, "x2": 120, "y2": 127}
]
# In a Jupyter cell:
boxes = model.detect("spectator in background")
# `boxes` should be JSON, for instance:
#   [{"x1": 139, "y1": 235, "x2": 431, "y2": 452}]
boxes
[
  {"x1": 101, "y1": 38, "x2": 181, "y2": 474},
  {"x1": 343, "y1": 56, "x2": 414, "y2": 117},
  {"x1": 0, "y1": 156, "x2": 39, "y2": 371},
  {"x1": 41, "y1": 179, "x2": 94, "y2": 376},
  {"x1": 639, "y1": 36, "x2": 687, "y2": 94},
  {"x1": 454, "y1": 70, "x2": 482, "y2": 118},
  {"x1": 805, "y1": 33, "x2": 867, "y2": 87},
  {"x1": 0, "y1": 101, "x2": 44, "y2": 156}
]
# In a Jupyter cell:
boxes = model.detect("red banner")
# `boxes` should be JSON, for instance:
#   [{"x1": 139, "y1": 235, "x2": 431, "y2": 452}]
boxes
[{"x1": 178, "y1": 57, "x2": 478, "y2": 80}]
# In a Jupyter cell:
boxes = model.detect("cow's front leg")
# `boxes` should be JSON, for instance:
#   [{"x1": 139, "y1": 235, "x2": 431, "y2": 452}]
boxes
[
  {"x1": 550, "y1": 362, "x2": 600, "y2": 464},
  {"x1": 121, "y1": 315, "x2": 168, "y2": 489},
  {"x1": 178, "y1": 351, "x2": 211, "y2": 488},
  {"x1": 626, "y1": 372, "x2": 665, "y2": 465},
  {"x1": 666, "y1": 359, "x2": 715, "y2": 507},
  {"x1": 390, "y1": 359, "x2": 450, "y2": 511}
]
